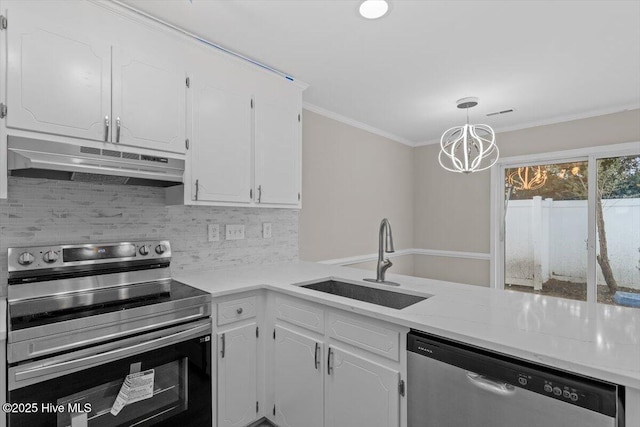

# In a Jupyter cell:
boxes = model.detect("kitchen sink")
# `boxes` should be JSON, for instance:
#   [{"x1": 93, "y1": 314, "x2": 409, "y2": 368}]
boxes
[{"x1": 299, "y1": 280, "x2": 429, "y2": 309}]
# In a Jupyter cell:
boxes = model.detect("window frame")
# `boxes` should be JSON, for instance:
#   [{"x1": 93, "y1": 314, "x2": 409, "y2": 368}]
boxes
[{"x1": 490, "y1": 141, "x2": 640, "y2": 303}]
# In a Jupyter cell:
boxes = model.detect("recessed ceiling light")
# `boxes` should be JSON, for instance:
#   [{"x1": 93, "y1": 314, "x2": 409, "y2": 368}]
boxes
[{"x1": 359, "y1": 0, "x2": 389, "y2": 20}]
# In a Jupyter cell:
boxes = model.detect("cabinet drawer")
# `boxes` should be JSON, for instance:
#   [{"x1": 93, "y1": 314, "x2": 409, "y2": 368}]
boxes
[
  {"x1": 275, "y1": 296, "x2": 324, "y2": 334},
  {"x1": 217, "y1": 296, "x2": 257, "y2": 326},
  {"x1": 327, "y1": 312, "x2": 400, "y2": 361}
]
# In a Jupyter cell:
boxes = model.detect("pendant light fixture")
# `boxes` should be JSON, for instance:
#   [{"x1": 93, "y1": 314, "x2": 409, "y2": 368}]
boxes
[
  {"x1": 507, "y1": 166, "x2": 548, "y2": 190},
  {"x1": 439, "y1": 97, "x2": 499, "y2": 173}
]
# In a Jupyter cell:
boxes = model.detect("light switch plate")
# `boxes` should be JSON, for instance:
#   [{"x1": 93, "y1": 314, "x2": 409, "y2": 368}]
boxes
[
  {"x1": 226, "y1": 224, "x2": 245, "y2": 240},
  {"x1": 262, "y1": 223, "x2": 272, "y2": 239},
  {"x1": 207, "y1": 224, "x2": 219, "y2": 242}
]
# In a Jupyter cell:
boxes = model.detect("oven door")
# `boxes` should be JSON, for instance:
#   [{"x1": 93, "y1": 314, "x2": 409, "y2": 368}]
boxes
[{"x1": 7, "y1": 319, "x2": 212, "y2": 427}]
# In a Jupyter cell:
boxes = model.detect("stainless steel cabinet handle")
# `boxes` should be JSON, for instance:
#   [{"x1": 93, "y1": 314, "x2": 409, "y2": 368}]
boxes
[
  {"x1": 257, "y1": 185, "x2": 262, "y2": 203},
  {"x1": 220, "y1": 333, "x2": 226, "y2": 358},
  {"x1": 116, "y1": 117, "x2": 121, "y2": 143},
  {"x1": 236, "y1": 307, "x2": 243, "y2": 314},
  {"x1": 104, "y1": 116, "x2": 110, "y2": 142},
  {"x1": 466, "y1": 371, "x2": 516, "y2": 396},
  {"x1": 327, "y1": 347, "x2": 333, "y2": 375},
  {"x1": 314, "y1": 342, "x2": 320, "y2": 370}
]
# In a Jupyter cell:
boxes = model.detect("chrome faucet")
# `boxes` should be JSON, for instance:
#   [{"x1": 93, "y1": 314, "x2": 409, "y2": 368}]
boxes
[{"x1": 364, "y1": 218, "x2": 400, "y2": 286}]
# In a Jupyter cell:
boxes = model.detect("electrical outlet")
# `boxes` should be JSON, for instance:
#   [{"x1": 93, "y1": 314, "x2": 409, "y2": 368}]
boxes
[
  {"x1": 225, "y1": 224, "x2": 245, "y2": 240},
  {"x1": 207, "y1": 224, "x2": 219, "y2": 242},
  {"x1": 262, "y1": 223, "x2": 272, "y2": 239}
]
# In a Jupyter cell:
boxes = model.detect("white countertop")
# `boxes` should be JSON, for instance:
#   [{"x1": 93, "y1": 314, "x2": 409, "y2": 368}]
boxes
[{"x1": 176, "y1": 261, "x2": 640, "y2": 389}]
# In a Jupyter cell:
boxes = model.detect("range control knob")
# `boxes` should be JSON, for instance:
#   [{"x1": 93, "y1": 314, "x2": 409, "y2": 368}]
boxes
[
  {"x1": 43, "y1": 250, "x2": 59, "y2": 264},
  {"x1": 570, "y1": 392, "x2": 579, "y2": 402},
  {"x1": 544, "y1": 384, "x2": 553, "y2": 393},
  {"x1": 18, "y1": 252, "x2": 35, "y2": 266},
  {"x1": 563, "y1": 390, "x2": 571, "y2": 399},
  {"x1": 139, "y1": 245, "x2": 150, "y2": 256},
  {"x1": 155, "y1": 244, "x2": 167, "y2": 255},
  {"x1": 518, "y1": 377, "x2": 528, "y2": 386},
  {"x1": 553, "y1": 387, "x2": 562, "y2": 396}
]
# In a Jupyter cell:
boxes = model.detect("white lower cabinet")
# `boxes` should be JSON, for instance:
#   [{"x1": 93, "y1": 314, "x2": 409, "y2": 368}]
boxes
[
  {"x1": 325, "y1": 346, "x2": 400, "y2": 427},
  {"x1": 217, "y1": 322, "x2": 258, "y2": 427},
  {"x1": 271, "y1": 295, "x2": 405, "y2": 427},
  {"x1": 274, "y1": 325, "x2": 324, "y2": 427}
]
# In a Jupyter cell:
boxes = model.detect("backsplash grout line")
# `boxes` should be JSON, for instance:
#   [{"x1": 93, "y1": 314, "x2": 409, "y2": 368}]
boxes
[{"x1": 0, "y1": 177, "x2": 299, "y2": 296}]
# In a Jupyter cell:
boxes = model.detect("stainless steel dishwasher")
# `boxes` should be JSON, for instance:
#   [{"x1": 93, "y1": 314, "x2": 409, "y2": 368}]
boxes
[{"x1": 407, "y1": 330, "x2": 623, "y2": 427}]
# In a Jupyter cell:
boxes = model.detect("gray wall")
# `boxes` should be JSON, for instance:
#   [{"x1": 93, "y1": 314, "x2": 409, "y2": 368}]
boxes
[
  {"x1": 299, "y1": 108, "x2": 640, "y2": 287},
  {"x1": 299, "y1": 110, "x2": 415, "y2": 275},
  {"x1": 413, "y1": 109, "x2": 640, "y2": 286},
  {"x1": 0, "y1": 177, "x2": 299, "y2": 296}
]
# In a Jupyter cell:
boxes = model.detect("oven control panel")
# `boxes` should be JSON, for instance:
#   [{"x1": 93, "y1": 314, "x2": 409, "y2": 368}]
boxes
[{"x1": 8, "y1": 240, "x2": 172, "y2": 272}]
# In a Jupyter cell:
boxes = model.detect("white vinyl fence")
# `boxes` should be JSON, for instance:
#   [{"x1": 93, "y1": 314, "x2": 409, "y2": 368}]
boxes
[{"x1": 505, "y1": 197, "x2": 640, "y2": 289}]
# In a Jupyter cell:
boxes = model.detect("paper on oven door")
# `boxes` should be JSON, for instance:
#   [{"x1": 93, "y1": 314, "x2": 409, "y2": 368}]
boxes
[{"x1": 110, "y1": 369, "x2": 155, "y2": 416}]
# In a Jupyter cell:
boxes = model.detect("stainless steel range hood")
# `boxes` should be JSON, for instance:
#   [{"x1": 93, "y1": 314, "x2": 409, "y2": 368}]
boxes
[{"x1": 8, "y1": 137, "x2": 185, "y2": 187}]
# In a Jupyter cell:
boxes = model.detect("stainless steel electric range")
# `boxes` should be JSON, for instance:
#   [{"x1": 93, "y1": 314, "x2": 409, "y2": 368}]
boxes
[{"x1": 5, "y1": 240, "x2": 212, "y2": 427}]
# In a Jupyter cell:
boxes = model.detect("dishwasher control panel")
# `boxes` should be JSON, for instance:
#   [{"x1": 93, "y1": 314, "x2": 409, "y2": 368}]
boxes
[
  {"x1": 408, "y1": 331, "x2": 619, "y2": 417},
  {"x1": 511, "y1": 371, "x2": 593, "y2": 408}
]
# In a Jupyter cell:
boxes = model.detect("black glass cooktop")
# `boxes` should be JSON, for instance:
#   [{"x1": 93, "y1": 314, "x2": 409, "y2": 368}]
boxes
[{"x1": 9, "y1": 280, "x2": 208, "y2": 331}]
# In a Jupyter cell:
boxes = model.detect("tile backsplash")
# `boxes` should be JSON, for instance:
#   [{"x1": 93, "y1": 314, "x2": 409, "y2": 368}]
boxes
[{"x1": 0, "y1": 177, "x2": 299, "y2": 296}]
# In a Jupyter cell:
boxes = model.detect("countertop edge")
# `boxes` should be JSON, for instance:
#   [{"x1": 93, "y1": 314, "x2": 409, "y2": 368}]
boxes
[{"x1": 177, "y1": 262, "x2": 640, "y2": 390}]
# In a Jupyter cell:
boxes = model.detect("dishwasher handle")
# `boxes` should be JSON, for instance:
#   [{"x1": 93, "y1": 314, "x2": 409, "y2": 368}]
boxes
[{"x1": 466, "y1": 371, "x2": 516, "y2": 396}]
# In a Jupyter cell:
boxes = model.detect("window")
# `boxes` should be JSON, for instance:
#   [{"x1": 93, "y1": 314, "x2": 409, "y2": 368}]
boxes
[{"x1": 491, "y1": 143, "x2": 640, "y2": 308}]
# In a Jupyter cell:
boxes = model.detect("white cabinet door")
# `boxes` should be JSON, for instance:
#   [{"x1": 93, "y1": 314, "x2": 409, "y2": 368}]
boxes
[
  {"x1": 191, "y1": 74, "x2": 252, "y2": 203},
  {"x1": 112, "y1": 46, "x2": 186, "y2": 153},
  {"x1": 325, "y1": 346, "x2": 400, "y2": 427},
  {"x1": 217, "y1": 323, "x2": 258, "y2": 427},
  {"x1": 254, "y1": 92, "x2": 301, "y2": 205},
  {"x1": 6, "y1": 3, "x2": 111, "y2": 141},
  {"x1": 274, "y1": 326, "x2": 323, "y2": 427}
]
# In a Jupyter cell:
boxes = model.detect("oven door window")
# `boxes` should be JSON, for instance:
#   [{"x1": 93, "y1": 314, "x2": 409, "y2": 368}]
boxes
[
  {"x1": 56, "y1": 358, "x2": 187, "y2": 427},
  {"x1": 9, "y1": 335, "x2": 211, "y2": 427}
]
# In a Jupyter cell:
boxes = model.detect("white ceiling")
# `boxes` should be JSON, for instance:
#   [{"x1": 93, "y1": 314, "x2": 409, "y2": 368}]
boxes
[{"x1": 120, "y1": 0, "x2": 640, "y2": 146}]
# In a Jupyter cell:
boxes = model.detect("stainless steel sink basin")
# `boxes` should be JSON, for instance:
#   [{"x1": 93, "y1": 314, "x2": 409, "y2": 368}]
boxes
[{"x1": 299, "y1": 280, "x2": 429, "y2": 309}]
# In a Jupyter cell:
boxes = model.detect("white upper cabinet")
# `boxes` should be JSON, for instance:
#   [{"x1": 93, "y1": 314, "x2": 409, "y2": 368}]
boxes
[
  {"x1": 111, "y1": 46, "x2": 186, "y2": 153},
  {"x1": 5, "y1": 2, "x2": 111, "y2": 142},
  {"x1": 1, "y1": 0, "x2": 304, "y2": 203},
  {"x1": 3, "y1": 0, "x2": 187, "y2": 154},
  {"x1": 190, "y1": 61, "x2": 253, "y2": 203},
  {"x1": 254, "y1": 81, "x2": 302, "y2": 206},
  {"x1": 169, "y1": 56, "x2": 305, "y2": 208}
]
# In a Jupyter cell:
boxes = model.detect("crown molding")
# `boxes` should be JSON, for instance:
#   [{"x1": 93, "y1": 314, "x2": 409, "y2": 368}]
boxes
[
  {"x1": 491, "y1": 103, "x2": 640, "y2": 136},
  {"x1": 302, "y1": 102, "x2": 416, "y2": 147},
  {"x1": 413, "y1": 103, "x2": 640, "y2": 147}
]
